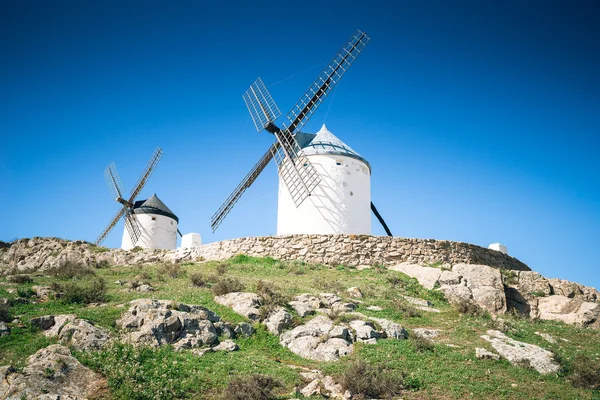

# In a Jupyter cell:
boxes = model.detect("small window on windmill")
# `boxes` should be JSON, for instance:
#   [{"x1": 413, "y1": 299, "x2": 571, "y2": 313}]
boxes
[
  {"x1": 151, "y1": 216, "x2": 156, "y2": 221},
  {"x1": 335, "y1": 159, "x2": 342, "y2": 166}
]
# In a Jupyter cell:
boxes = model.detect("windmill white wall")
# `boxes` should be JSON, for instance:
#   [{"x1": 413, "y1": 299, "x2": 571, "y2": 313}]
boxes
[
  {"x1": 277, "y1": 125, "x2": 371, "y2": 235},
  {"x1": 121, "y1": 213, "x2": 178, "y2": 250}
]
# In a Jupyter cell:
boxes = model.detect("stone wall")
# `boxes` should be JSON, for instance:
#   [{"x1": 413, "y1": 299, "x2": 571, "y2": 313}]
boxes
[{"x1": 182, "y1": 234, "x2": 530, "y2": 271}]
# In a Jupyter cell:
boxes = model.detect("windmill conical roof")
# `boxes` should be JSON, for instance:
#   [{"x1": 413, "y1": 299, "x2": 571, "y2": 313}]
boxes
[
  {"x1": 299, "y1": 124, "x2": 370, "y2": 170},
  {"x1": 133, "y1": 194, "x2": 179, "y2": 222}
]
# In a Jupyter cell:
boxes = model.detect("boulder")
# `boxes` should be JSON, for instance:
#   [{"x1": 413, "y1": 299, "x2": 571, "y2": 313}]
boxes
[
  {"x1": 412, "y1": 328, "x2": 441, "y2": 339},
  {"x1": 280, "y1": 316, "x2": 353, "y2": 361},
  {"x1": 475, "y1": 347, "x2": 500, "y2": 360},
  {"x1": 480, "y1": 330, "x2": 559, "y2": 374},
  {"x1": 440, "y1": 264, "x2": 506, "y2": 315},
  {"x1": 535, "y1": 332, "x2": 556, "y2": 344},
  {"x1": 117, "y1": 299, "x2": 222, "y2": 348},
  {"x1": 0, "y1": 344, "x2": 106, "y2": 399},
  {"x1": 346, "y1": 287, "x2": 363, "y2": 298},
  {"x1": 234, "y1": 322, "x2": 255, "y2": 337},
  {"x1": 388, "y1": 262, "x2": 442, "y2": 290},
  {"x1": 368, "y1": 317, "x2": 408, "y2": 339},
  {"x1": 214, "y1": 292, "x2": 262, "y2": 321},
  {"x1": 264, "y1": 309, "x2": 292, "y2": 336},
  {"x1": 535, "y1": 295, "x2": 600, "y2": 328},
  {"x1": 57, "y1": 319, "x2": 111, "y2": 351},
  {"x1": 349, "y1": 320, "x2": 380, "y2": 342},
  {"x1": 212, "y1": 339, "x2": 239, "y2": 352},
  {"x1": 289, "y1": 293, "x2": 322, "y2": 317}
]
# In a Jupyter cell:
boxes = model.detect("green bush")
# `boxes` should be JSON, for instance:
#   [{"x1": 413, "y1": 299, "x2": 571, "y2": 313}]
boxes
[
  {"x1": 190, "y1": 272, "x2": 207, "y2": 287},
  {"x1": 0, "y1": 303, "x2": 11, "y2": 322},
  {"x1": 6, "y1": 274, "x2": 33, "y2": 284},
  {"x1": 256, "y1": 280, "x2": 288, "y2": 320},
  {"x1": 455, "y1": 299, "x2": 488, "y2": 318},
  {"x1": 339, "y1": 360, "x2": 405, "y2": 399},
  {"x1": 569, "y1": 354, "x2": 600, "y2": 390},
  {"x1": 392, "y1": 299, "x2": 422, "y2": 318},
  {"x1": 216, "y1": 262, "x2": 228, "y2": 276},
  {"x1": 212, "y1": 277, "x2": 244, "y2": 296},
  {"x1": 51, "y1": 277, "x2": 107, "y2": 304},
  {"x1": 46, "y1": 260, "x2": 95, "y2": 279},
  {"x1": 221, "y1": 374, "x2": 282, "y2": 400},
  {"x1": 159, "y1": 262, "x2": 184, "y2": 278},
  {"x1": 410, "y1": 334, "x2": 435, "y2": 353}
]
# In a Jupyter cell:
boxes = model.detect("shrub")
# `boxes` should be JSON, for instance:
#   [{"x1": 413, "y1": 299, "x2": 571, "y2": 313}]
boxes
[
  {"x1": 212, "y1": 277, "x2": 244, "y2": 296},
  {"x1": 6, "y1": 274, "x2": 33, "y2": 284},
  {"x1": 221, "y1": 374, "x2": 282, "y2": 400},
  {"x1": 392, "y1": 299, "x2": 422, "y2": 318},
  {"x1": 52, "y1": 277, "x2": 107, "y2": 304},
  {"x1": 570, "y1": 354, "x2": 600, "y2": 390},
  {"x1": 0, "y1": 303, "x2": 11, "y2": 322},
  {"x1": 216, "y1": 263, "x2": 228, "y2": 276},
  {"x1": 455, "y1": 299, "x2": 488, "y2": 318},
  {"x1": 256, "y1": 280, "x2": 288, "y2": 320},
  {"x1": 339, "y1": 360, "x2": 405, "y2": 399},
  {"x1": 17, "y1": 287, "x2": 36, "y2": 298},
  {"x1": 47, "y1": 260, "x2": 95, "y2": 279},
  {"x1": 190, "y1": 273, "x2": 207, "y2": 287},
  {"x1": 159, "y1": 262, "x2": 184, "y2": 278},
  {"x1": 311, "y1": 277, "x2": 344, "y2": 293},
  {"x1": 410, "y1": 334, "x2": 435, "y2": 353}
]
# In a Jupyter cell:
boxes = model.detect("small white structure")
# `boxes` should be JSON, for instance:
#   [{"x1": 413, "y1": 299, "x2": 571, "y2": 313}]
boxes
[
  {"x1": 121, "y1": 194, "x2": 178, "y2": 250},
  {"x1": 181, "y1": 233, "x2": 202, "y2": 249},
  {"x1": 488, "y1": 243, "x2": 508, "y2": 255},
  {"x1": 277, "y1": 124, "x2": 371, "y2": 235}
]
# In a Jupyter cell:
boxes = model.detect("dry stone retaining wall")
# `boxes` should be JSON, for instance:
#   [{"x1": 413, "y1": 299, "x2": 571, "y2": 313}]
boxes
[{"x1": 188, "y1": 235, "x2": 530, "y2": 271}]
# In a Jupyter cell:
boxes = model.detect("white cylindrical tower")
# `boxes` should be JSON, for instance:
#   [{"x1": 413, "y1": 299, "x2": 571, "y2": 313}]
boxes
[
  {"x1": 277, "y1": 125, "x2": 371, "y2": 235},
  {"x1": 121, "y1": 194, "x2": 178, "y2": 250}
]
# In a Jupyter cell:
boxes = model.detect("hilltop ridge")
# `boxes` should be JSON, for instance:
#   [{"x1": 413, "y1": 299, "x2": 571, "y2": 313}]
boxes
[{"x1": 0, "y1": 236, "x2": 599, "y2": 399}]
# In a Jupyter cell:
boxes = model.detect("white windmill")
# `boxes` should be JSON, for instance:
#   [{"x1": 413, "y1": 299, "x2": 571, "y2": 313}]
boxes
[
  {"x1": 211, "y1": 30, "x2": 392, "y2": 236},
  {"x1": 96, "y1": 147, "x2": 181, "y2": 250}
]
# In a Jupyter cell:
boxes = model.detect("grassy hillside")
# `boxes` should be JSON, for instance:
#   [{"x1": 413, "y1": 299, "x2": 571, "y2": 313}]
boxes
[{"x1": 1, "y1": 255, "x2": 599, "y2": 399}]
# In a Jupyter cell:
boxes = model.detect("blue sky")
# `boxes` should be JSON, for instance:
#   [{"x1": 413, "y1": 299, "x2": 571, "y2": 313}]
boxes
[{"x1": 1, "y1": 1, "x2": 599, "y2": 288}]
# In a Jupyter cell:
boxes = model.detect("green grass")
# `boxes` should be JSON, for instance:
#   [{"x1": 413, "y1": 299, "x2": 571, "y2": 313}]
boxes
[{"x1": 0, "y1": 254, "x2": 598, "y2": 399}]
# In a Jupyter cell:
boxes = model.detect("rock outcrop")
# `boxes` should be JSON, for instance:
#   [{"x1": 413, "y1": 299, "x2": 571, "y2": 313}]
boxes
[
  {"x1": 116, "y1": 299, "x2": 244, "y2": 351},
  {"x1": 31, "y1": 314, "x2": 111, "y2": 351},
  {"x1": 0, "y1": 345, "x2": 106, "y2": 399},
  {"x1": 480, "y1": 330, "x2": 560, "y2": 374},
  {"x1": 280, "y1": 316, "x2": 353, "y2": 361},
  {"x1": 438, "y1": 264, "x2": 507, "y2": 314},
  {"x1": 214, "y1": 292, "x2": 262, "y2": 321}
]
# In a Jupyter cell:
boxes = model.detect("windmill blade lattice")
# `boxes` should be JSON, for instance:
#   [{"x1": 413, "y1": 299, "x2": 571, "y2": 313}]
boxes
[
  {"x1": 243, "y1": 78, "x2": 282, "y2": 132},
  {"x1": 129, "y1": 147, "x2": 163, "y2": 204},
  {"x1": 286, "y1": 30, "x2": 369, "y2": 134},
  {"x1": 96, "y1": 207, "x2": 126, "y2": 245},
  {"x1": 104, "y1": 163, "x2": 125, "y2": 201},
  {"x1": 124, "y1": 208, "x2": 142, "y2": 245},
  {"x1": 211, "y1": 141, "x2": 281, "y2": 231},
  {"x1": 272, "y1": 126, "x2": 321, "y2": 207}
]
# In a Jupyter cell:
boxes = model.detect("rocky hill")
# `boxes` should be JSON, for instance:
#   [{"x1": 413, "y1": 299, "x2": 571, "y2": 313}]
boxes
[{"x1": 0, "y1": 237, "x2": 599, "y2": 399}]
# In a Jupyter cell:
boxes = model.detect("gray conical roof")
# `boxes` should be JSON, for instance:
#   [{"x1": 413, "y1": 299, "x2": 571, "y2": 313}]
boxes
[
  {"x1": 133, "y1": 194, "x2": 179, "y2": 222},
  {"x1": 299, "y1": 125, "x2": 370, "y2": 170}
]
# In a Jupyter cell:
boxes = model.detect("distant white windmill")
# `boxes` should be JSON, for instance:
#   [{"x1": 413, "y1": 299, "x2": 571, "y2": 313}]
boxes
[
  {"x1": 96, "y1": 148, "x2": 180, "y2": 250},
  {"x1": 211, "y1": 30, "x2": 392, "y2": 236}
]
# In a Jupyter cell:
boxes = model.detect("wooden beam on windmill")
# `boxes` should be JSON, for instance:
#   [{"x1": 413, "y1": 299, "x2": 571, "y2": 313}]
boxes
[{"x1": 210, "y1": 30, "x2": 370, "y2": 232}]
